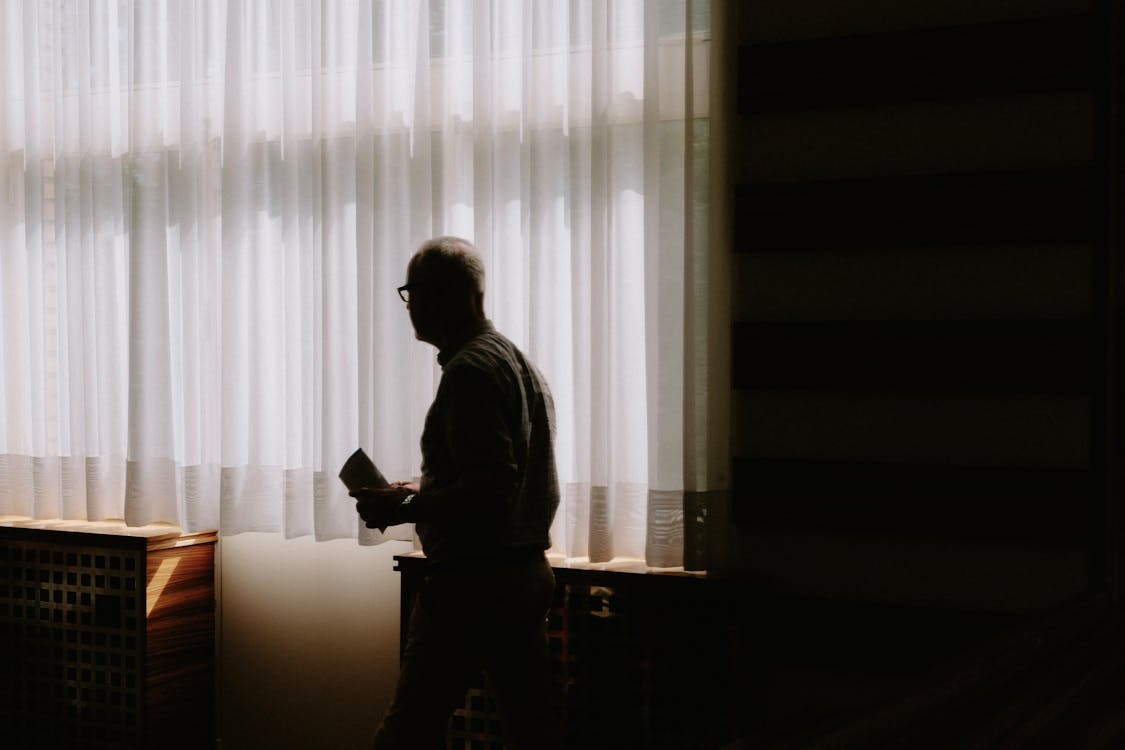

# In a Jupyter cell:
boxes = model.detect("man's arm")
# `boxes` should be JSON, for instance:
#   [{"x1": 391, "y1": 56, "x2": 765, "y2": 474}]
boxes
[
  {"x1": 352, "y1": 365, "x2": 519, "y2": 529},
  {"x1": 409, "y1": 364, "x2": 520, "y2": 523}
]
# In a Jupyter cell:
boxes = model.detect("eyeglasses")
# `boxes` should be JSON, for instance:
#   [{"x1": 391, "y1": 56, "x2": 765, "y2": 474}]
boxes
[{"x1": 396, "y1": 284, "x2": 416, "y2": 303}]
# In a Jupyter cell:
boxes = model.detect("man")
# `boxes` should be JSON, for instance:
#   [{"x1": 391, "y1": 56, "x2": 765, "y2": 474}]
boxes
[{"x1": 351, "y1": 236, "x2": 561, "y2": 750}]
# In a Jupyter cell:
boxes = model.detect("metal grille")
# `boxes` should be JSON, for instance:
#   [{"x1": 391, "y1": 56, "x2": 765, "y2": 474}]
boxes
[
  {"x1": 447, "y1": 683, "x2": 505, "y2": 750},
  {"x1": 0, "y1": 538, "x2": 145, "y2": 749}
]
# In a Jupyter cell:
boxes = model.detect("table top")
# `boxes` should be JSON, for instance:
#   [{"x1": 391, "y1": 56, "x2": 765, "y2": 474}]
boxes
[
  {"x1": 393, "y1": 550, "x2": 708, "y2": 579},
  {"x1": 0, "y1": 516, "x2": 217, "y2": 550}
]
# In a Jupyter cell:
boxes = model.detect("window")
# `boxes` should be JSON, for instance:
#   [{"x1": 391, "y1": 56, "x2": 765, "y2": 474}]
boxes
[{"x1": 0, "y1": 0, "x2": 709, "y2": 567}]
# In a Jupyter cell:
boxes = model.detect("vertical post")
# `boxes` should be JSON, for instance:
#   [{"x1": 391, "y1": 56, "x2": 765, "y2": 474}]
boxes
[{"x1": 1106, "y1": 0, "x2": 1124, "y2": 604}]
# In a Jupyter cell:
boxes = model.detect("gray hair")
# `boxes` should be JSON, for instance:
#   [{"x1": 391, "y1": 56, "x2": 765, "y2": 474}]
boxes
[{"x1": 409, "y1": 236, "x2": 485, "y2": 297}]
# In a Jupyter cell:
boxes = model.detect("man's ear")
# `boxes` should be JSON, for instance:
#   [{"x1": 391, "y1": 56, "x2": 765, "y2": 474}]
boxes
[{"x1": 473, "y1": 292, "x2": 486, "y2": 319}]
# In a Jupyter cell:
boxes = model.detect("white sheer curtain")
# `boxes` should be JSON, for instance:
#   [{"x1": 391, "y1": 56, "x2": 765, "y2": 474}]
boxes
[{"x1": 0, "y1": 0, "x2": 708, "y2": 566}]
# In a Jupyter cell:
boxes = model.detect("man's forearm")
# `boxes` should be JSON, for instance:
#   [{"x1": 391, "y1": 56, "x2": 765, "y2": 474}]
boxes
[{"x1": 402, "y1": 477, "x2": 516, "y2": 525}]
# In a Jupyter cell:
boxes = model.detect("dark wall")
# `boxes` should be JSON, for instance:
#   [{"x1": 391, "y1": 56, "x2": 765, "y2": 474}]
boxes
[
  {"x1": 726, "y1": 0, "x2": 1115, "y2": 614},
  {"x1": 716, "y1": 0, "x2": 1125, "y2": 740}
]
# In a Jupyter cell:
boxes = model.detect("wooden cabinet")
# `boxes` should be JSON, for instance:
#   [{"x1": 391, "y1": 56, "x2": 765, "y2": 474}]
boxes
[
  {"x1": 393, "y1": 553, "x2": 742, "y2": 749},
  {"x1": 0, "y1": 519, "x2": 217, "y2": 749}
]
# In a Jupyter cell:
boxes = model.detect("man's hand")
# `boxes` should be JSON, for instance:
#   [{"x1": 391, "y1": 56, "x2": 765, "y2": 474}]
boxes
[{"x1": 350, "y1": 482, "x2": 418, "y2": 530}]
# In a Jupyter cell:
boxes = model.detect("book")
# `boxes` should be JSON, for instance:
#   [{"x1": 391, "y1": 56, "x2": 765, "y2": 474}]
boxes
[{"x1": 338, "y1": 447, "x2": 390, "y2": 492}]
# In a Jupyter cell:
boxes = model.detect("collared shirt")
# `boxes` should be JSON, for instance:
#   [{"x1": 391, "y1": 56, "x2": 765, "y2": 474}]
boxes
[{"x1": 417, "y1": 320, "x2": 560, "y2": 565}]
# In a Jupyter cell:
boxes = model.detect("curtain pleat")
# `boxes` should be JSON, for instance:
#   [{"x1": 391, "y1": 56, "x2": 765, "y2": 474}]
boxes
[{"x1": 0, "y1": 0, "x2": 707, "y2": 566}]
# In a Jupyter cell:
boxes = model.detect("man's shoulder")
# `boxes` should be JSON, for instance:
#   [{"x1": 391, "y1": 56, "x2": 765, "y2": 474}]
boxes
[
  {"x1": 446, "y1": 328, "x2": 519, "y2": 371},
  {"x1": 443, "y1": 328, "x2": 552, "y2": 400}
]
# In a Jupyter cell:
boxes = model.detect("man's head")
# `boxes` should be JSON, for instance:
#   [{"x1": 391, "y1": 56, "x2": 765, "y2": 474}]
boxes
[{"x1": 403, "y1": 236, "x2": 486, "y2": 347}]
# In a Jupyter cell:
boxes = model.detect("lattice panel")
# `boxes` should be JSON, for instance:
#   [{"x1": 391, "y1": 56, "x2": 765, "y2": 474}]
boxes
[
  {"x1": 0, "y1": 538, "x2": 146, "y2": 749},
  {"x1": 447, "y1": 684, "x2": 505, "y2": 750}
]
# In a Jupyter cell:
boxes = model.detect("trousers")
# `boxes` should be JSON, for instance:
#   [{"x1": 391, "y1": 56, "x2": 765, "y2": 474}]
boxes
[{"x1": 372, "y1": 553, "x2": 559, "y2": 750}]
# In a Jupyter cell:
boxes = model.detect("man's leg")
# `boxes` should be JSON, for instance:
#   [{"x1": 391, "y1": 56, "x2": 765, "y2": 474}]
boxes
[
  {"x1": 373, "y1": 585, "x2": 483, "y2": 750},
  {"x1": 487, "y1": 558, "x2": 560, "y2": 750}
]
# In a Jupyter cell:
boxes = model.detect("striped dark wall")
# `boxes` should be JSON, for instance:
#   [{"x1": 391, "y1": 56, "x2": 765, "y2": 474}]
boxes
[
  {"x1": 726, "y1": 0, "x2": 1112, "y2": 616},
  {"x1": 718, "y1": 1, "x2": 1125, "y2": 740}
]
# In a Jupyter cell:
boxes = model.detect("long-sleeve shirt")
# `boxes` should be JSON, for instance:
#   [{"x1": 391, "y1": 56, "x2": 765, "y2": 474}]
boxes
[{"x1": 415, "y1": 320, "x2": 560, "y2": 566}]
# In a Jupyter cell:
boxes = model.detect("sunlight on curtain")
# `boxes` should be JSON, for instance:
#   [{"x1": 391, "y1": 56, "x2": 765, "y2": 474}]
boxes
[{"x1": 0, "y1": 0, "x2": 708, "y2": 566}]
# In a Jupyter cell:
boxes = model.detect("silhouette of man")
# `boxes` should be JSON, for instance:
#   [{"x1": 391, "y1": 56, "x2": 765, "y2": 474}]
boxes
[{"x1": 352, "y1": 236, "x2": 560, "y2": 750}]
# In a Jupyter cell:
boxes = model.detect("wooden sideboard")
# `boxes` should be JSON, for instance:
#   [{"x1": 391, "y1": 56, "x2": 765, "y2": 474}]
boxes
[
  {"x1": 0, "y1": 519, "x2": 217, "y2": 749},
  {"x1": 393, "y1": 553, "x2": 745, "y2": 749}
]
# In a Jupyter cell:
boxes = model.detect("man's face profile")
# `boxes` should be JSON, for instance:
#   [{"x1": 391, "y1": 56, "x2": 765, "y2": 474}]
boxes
[{"x1": 405, "y1": 265, "x2": 441, "y2": 345}]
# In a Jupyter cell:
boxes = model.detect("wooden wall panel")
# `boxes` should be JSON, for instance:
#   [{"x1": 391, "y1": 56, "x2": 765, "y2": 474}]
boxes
[
  {"x1": 734, "y1": 246, "x2": 1092, "y2": 322},
  {"x1": 732, "y1": 320, "x2": 1093, "y2": 393},
  {"x1": 739, "y1": 529, "x2": 1090, "y2": 612},
  {"x1": 739, "y1": 94, "x2": 1093, "y2": 182},
  {"x1": 731, "y1": 390, "x2": 1091, "y2": 468},
  {"x1": 733, "y1": 458, "x2": 1090, "y2": 542},
  {"x1": 734, "y1": 167, "x2": 1097, "y2": 252},
  {"x1": 738, "y1": 0, "x2": 1093, "y2": 44},
  {"x1": 739, "y1": 15, "x2": 1098, "y2": 114}
]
